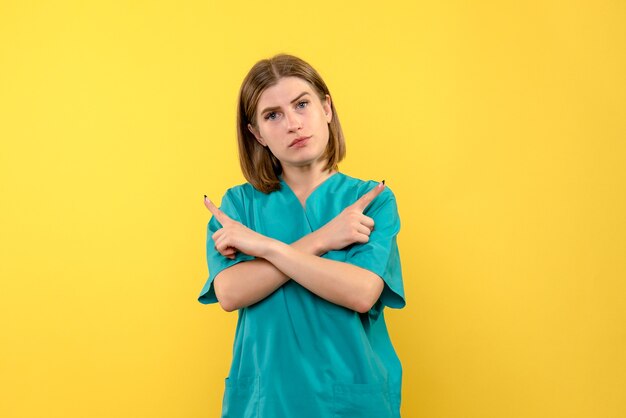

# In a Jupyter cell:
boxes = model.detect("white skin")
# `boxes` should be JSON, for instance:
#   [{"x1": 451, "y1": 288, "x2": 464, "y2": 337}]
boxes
[{"x1": 205, "y1": 76, "x2": 385, "y2": 313}]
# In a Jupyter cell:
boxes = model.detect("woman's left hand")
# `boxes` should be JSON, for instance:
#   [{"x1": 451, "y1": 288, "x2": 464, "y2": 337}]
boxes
[{"x1": 204, "y1": 197, "x2": 272, "y2": 259}]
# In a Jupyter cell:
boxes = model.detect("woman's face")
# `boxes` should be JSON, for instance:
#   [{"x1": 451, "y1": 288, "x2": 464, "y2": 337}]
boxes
[{"x1": 248, "y1": 76, "x2": 333, "y2": 170}]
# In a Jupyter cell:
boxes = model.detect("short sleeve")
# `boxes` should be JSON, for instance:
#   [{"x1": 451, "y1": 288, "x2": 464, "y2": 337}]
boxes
[
  {"x1": 198, "y1": 188, "x2": 255, "y2": 305},
  {"x1": 344, "y1": 184, "x2": 406, "y2": 309}
]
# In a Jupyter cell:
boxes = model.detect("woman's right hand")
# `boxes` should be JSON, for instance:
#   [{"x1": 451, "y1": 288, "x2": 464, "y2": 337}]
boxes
[
  {"x1": 315, "y1": 182, "x2": 385, "y2": 253},
  {"x1": 204, "y1": 196, "x2": 275, "y2": 260}
]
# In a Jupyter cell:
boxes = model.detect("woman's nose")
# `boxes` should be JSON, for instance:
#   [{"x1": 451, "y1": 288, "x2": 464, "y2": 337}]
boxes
[{"x1": 285, "y1": 110, "x2": 302, "y2": 131}]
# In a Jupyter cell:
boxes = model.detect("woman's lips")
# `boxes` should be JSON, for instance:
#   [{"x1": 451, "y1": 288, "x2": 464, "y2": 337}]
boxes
[{"x1": 289, "y1": 136, "x2": 311, "y2": 148}]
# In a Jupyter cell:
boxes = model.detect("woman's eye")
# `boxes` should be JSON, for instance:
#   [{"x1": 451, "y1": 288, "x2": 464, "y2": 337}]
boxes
[
  {"x1": 297, "y1": 101, "x2": 308, "y2": 109},
  {"x1": 265, "y1": 112, "x2": 278, "y2": 120}
]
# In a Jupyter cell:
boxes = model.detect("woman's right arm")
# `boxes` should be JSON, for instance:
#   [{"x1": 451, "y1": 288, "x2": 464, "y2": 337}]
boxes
[{"x1": 213, "y1": 230, "x2": 326, "y2": 312}]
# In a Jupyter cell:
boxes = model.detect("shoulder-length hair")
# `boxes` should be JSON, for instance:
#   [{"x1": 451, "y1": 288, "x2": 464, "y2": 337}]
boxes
[{"x1": 237, "y1": 54, "x2": 346, "y2": 193}]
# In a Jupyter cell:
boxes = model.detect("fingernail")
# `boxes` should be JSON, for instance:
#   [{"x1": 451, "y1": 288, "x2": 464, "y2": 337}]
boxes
[
  {"x1": 382, "y1": 180, "x2": 386, "y2": 185},
  {"x1": 204, "y1": 194, "x2": 207, "y2": 199}
]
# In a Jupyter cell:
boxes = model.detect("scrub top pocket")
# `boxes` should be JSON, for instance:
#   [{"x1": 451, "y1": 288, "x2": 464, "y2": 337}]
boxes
[
  {"x1": 332, "y1": 381, "x2": 394, "y2": 418},
  {"x1": 222, "y1": 376, "x2": 259, "y2": 418}
]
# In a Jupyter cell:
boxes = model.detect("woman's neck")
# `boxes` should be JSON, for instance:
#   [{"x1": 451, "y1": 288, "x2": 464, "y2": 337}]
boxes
[{"x1": 281, "y1": 160, "x2": 337, "y2": 205}]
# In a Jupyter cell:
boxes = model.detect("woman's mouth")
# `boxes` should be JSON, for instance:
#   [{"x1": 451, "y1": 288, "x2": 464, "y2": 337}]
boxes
[{"x1": 289, "y1": 136, "x2": 311, "y2": 148}]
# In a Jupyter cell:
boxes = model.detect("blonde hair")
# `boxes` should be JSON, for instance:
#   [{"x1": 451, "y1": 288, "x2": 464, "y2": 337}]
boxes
[{"x1": 236, "y1": 54, "x2": 346, "y2": 193}]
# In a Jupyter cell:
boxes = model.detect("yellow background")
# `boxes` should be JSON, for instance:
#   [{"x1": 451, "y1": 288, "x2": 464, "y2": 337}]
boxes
[{"x1": 1, "y1": 1, "x2": 625, "y2": 417}]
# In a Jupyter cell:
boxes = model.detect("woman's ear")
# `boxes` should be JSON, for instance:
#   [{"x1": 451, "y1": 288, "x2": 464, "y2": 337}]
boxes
[
  {"x1": 324, "y1": 94, "x2": 333, "y2": 123},
  {"x1": 248, "y1": 123, "x2": 266, "y2": 147}
]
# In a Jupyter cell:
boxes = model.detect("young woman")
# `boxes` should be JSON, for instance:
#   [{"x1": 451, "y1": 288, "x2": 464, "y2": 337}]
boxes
[{"x1": 199, "y1": 54, "x2": 406, "y2": 418}]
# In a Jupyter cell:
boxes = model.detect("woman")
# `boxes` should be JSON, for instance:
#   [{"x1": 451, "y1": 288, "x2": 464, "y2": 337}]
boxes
[{"x1": 199, "y1": 54, "x2": 406, "y2": 418}]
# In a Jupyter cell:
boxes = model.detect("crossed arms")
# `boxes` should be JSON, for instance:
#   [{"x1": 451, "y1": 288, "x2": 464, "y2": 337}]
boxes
[{"x1": 204, "y1": 182, "x2": 386, "y2": 313}]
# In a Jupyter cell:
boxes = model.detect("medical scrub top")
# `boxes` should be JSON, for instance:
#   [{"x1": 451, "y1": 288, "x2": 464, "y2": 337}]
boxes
[{"x1": 198, "y1": 172, "x2": 406, "y2": 418}]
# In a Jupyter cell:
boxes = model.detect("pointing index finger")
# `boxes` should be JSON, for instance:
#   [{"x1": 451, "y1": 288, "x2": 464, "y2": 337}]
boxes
[
  {"x1": 204, "y1": 195, "x2": 230, "y2": 224},
  {"x1": 353, "y1": 181, "x2": 386, "y2": 212}
]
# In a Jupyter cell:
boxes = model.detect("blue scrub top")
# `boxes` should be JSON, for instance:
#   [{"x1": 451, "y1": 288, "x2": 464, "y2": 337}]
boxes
[{"x1": 199, "y1": 172, "x2": 406, "y2": 418}]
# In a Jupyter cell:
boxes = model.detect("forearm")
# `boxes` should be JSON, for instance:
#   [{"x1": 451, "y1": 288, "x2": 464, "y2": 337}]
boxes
[
  {"x1": 213, "y1": 233, "x2": 325, "y2": 312},
  {"x1": 263, "y1": 241, "x2": 384, "y2": 313}
]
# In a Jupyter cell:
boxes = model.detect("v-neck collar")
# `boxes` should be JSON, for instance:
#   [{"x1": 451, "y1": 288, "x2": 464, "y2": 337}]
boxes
[{"x1": 279, "y1": 171, "x2": 341, "y2": 210}]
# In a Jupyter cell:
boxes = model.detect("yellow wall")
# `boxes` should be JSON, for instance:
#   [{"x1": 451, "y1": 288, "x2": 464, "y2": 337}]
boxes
[{"x1": 1, "y1": 1, "x2": 624, "y2": 417}]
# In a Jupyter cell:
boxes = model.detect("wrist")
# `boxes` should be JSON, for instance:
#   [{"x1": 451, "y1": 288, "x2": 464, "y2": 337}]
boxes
[
  {"x1": 255, "y1": 236, "x2": 280, "y2": 259},
  {"x1": 263, "y1": 238, "x2": 287, "y2": 260},
  {"x1": 296, "y1": 230, "x2": 327, "y2": 256},
  {"x1": 312, "y1": 234, "x2": 328, "y2": 256}
]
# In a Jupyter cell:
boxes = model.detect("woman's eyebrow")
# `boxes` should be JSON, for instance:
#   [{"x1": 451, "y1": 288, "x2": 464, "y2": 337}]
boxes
[{"x1": 260, "y1": 92, "x2": 310, "y2": 115}]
